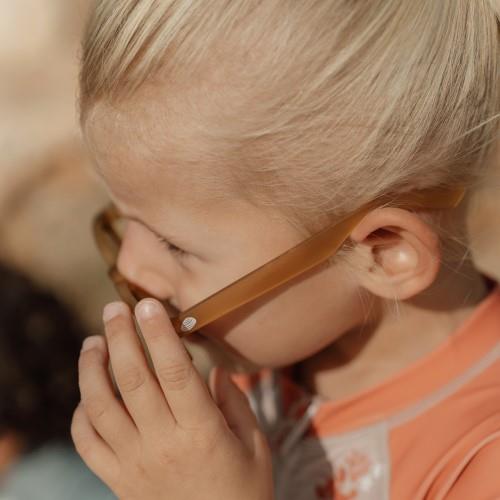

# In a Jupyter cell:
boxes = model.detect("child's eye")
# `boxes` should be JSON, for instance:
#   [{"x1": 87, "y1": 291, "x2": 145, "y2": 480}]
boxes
[{"x1": 156, "y1": 236, "x2": 186, "y2": 257}]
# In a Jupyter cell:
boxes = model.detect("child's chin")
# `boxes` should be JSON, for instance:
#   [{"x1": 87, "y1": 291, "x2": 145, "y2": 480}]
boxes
[{"x1": 181, "y1": 331, "x2": 263, "y2": 381}]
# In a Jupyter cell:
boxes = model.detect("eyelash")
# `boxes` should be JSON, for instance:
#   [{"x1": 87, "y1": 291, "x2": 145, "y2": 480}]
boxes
[{"x1": 156, "y1": 236, "x2": 186, "y2": 257}]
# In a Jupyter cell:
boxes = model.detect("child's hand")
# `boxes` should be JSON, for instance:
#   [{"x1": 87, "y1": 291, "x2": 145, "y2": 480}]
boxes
[{"x1": 71, "y1": 299, "x2": 274, "y2": 500}]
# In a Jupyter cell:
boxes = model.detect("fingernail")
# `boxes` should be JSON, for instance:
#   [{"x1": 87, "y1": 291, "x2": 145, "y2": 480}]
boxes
[
  {"x1": 135, "y1": 299, "x2": 161, "y2": 320},
  {"x1": 81, "y1": 335, "x2": 102, "y2": 352},
  {"x1": 103, "y1": 302, "x2": 128, "y2": 322}
]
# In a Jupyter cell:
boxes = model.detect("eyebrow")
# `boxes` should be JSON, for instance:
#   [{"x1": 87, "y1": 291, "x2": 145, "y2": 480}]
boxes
[
  {"x1": 123, "y1": 213, "x2": 184, "y2": 247},
  {"x1": 126, "y1": 215, "x2": 161, "y2": 236}
]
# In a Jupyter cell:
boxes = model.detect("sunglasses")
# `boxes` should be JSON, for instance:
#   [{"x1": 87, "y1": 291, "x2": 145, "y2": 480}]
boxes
[{"x1": 93, "y1": 186, "x2": 466, "y2": 339}]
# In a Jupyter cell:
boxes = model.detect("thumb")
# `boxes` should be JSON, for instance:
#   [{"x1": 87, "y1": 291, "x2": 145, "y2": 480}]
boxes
[{"x1": 209, "y1": 366, "x2": 262, "y2": 452}]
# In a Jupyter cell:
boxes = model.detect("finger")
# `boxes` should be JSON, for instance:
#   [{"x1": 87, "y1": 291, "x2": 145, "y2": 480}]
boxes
[
  {"x1": 209, "y1": 366, "x2": 262, "y2": 455},
  {"x1": 135, "y1": 299, "x2": 223, "y2": 430},
  {"x1": 103, "y1": 302, "x2": 174, "y2": 433},
  {"x1": 78, "y1": 335, "x2": 139, "y2": 454},
  {"x1": 71, "y1": 402, "x2": 120, "y2": 486}
]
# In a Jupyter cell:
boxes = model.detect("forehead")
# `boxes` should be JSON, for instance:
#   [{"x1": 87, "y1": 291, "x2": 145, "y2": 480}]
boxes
[
  {"x1": 83, "y1": 93, "x2": 231, "y2": 213},
  {"x1": 81, "y1": 94, "x2": 301, "y2": 256}
]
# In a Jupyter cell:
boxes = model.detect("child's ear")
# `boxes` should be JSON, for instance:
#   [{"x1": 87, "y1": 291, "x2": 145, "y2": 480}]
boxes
[{"x1": 348, "y1": 207, "x2": 441, "y2": 300}]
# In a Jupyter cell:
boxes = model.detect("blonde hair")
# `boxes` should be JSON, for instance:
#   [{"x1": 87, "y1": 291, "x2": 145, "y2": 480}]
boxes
[{"x1": 80, "y1": 0, "x2": 500, "y2": 249}]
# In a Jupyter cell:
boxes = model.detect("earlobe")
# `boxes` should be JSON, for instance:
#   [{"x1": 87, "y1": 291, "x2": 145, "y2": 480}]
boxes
[{"x1": 349, "y1": 208, "x2": 441, "y2": 300}]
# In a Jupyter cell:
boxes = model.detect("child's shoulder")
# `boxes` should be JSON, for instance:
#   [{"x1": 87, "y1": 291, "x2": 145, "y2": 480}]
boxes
[{"x1": 429, "y1": 426, "x2": 500, "y2": 499}]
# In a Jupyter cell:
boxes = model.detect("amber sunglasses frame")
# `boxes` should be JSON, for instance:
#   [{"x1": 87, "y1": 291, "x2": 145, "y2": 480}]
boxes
[{"x1": 93, "y1": 186, "x2": 466, "y2": 338}]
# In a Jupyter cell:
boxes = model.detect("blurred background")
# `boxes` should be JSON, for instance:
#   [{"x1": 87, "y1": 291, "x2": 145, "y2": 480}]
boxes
[
  {"x1": 0, "y1": 0, "x2": 115, "y2": 331},
  {"x1": 0, "y1": 2, "x2": 116, "y2": 498},
  {"x1": 0, "y1": 1, "x2": 498, "y2": 499}
]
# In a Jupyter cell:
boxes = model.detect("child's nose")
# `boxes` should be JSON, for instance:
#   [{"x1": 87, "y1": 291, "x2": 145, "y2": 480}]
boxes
[{"x1": 116, "y1": 221, "x2": 176, "y2": 301}]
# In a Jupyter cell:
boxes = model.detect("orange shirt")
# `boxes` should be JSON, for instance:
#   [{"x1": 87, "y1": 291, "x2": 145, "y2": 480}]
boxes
[{"x1": 231, "y1": 282, "x2": 500, "y2": 500}]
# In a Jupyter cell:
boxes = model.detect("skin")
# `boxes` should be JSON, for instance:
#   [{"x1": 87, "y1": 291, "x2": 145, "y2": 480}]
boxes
[
  {"x1": 72, "y1": 91, "x2": 489, "y2": 498},
  {"x1": 84, "y1": 96, "x2": 488, "y2": 399},
  {"x1": 73, "y1": 301, "x2": 274, "y2": 499}
]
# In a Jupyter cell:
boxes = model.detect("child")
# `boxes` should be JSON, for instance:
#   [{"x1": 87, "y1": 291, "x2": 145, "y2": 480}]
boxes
[{"x1": 72, "y1": 1, "x2": 500, "y2": 499}]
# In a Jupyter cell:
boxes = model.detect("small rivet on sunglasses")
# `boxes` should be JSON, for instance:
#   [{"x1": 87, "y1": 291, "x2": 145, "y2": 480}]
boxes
[{"x1": 181, "y1": 317, "x2": 197, "y2": 332}]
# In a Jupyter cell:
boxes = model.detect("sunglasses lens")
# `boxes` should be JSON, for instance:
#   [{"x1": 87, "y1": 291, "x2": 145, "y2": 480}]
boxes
[
  {"x1": 111, "y1": 216, "x2": 127, "y2": 240},
  {"x1": 95, "y1": 206, "x2": 181, "y2": 328}
]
